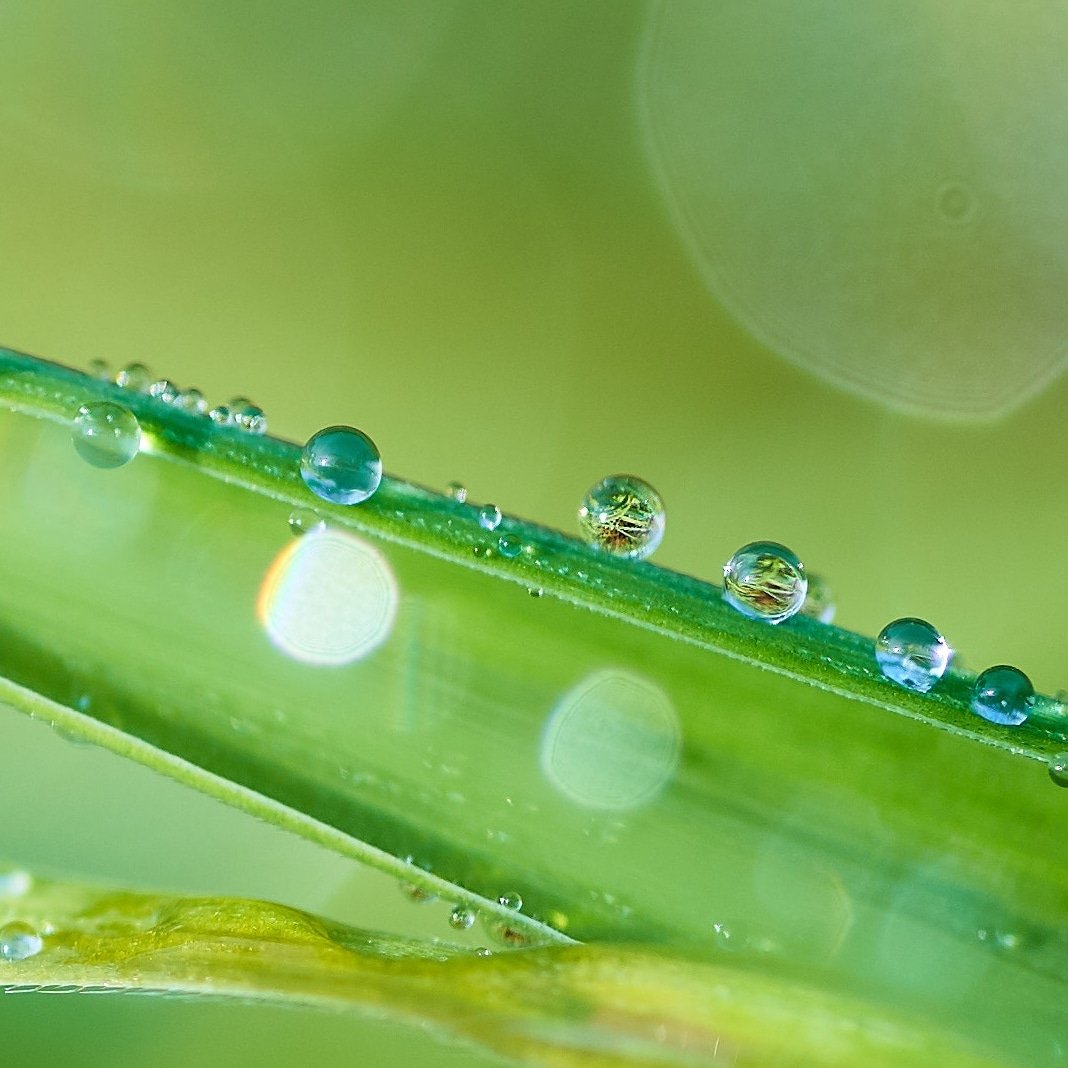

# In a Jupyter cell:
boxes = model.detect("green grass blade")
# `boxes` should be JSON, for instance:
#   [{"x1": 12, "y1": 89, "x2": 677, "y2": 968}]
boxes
[
  {"x1": 0, "y1": 872, "x2": 1004, "y2": 1068},
  {"x1": 0, "y1": 349, "x2": 1065, "y2": 1061}
]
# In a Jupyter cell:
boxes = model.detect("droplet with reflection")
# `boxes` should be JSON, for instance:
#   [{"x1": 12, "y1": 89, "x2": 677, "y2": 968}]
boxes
[
  {"x1": 257, "y1": 527, "x2": 398, "y2": 666},
  {"x1": 540, "y1": 669, "x2": 680, "y2": 811}
]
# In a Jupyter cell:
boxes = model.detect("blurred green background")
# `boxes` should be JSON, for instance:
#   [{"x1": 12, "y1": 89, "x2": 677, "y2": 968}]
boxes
[{"x1": 0, "y1": 1, "x2": 1065, "y2": 1064}]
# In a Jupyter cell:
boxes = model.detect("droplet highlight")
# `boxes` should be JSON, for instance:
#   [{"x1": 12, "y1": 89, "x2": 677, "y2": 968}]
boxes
[
  {"x1": 578, "y1": 474, "x2": 665, "y2": 560},
  {"x1": 723, "y1": 541, "x2": 807, "y2": 624},
  {"x1": 971, "y1": 665, "x2": 1034, "y2": 726},
  {"x1": 874, "y1": 618, "x2": 952, "y2": 693},
  {"x1": 478, "y1": 504, "x2": 502, "y2": 532},
  {"x1": 71, "y1": 402, "x2": 141, "y2": 469},
  {"x1": 300, "y1": 426, "x2": 383, "y2": 506},
  {"x1": 0, "y1": 922, "x2": 43, "y2": 962}
]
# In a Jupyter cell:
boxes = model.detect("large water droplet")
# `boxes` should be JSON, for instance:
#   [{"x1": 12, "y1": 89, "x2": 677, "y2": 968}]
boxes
[
  {"x1": 578, "y1": 474, "x2": 665, "y2": 560},
  {"x1": 723, "y1": 541, "x2": 807, "y2": 623},
  {"x1": 115, "y1": 362, "x2": 151, "y2": 392},
  {"x1": 801, "y1": 572, "x2": 836, "y2": 623},
  {"x1": 449, "y1": 906, "x2": 476, "y2": 931},
  {"x1": 71, "y1": 402, "x2": 141, "y2": 469},
  {"x1": 0, "y1": 921, "x2": 43, "y2": 962},
  {"x1": 300, "y1": 426, "x2": 382, "y2": 506},
  {"x1": 874, "y1": 617, "x2": 952, "y2": 693},
  {"x1": 478, "y1": 504, "x2": 502, "y2": 531},
  {"x1": 971, "y1": 664, "x2": 1034, "y2": 726},
  {"x1": 1049, "y1": 753, "x2": 1068, "y2": 788}
]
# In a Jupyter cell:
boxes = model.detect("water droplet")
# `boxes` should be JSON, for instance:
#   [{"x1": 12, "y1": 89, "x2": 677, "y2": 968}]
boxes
[
  {"x1": 174, "y1": 387, "x2": 208, "y2": 415},
  {"x1": 712, "y1": 922, "x2": 734, "y2": 950},
  {"x1": 148, "y1": 379, "x2": 179, "y2": 404},
  {"x1": 445, "y1": 481, "x2": 467, "y2": 503},
  {"x1": 1048, "y1": 753, "x2": 1068, "y2": 787},
  {"x1": 288, "y1": 509, "x2": 326, "y2": 537},
  {"x1": 472, "y1": 545, "x2": 491, "y2": 558},
  {"x1": 994, "y1": 929, "x2": 1020, "y2": 951},
  {"x1": 300, "y1": 426, "x2": 383, "y2": 506},
  {"x1": 801, "y1": 573, "x2": 836, "y2": 624},
  {"x1": 497, "y1": 892, "x2": 523, "y2": 912},
  {"x1": 486, "y1": 920, "x2": 531, "y2": 947},
  {"x1": 207, "y1": 405, "x2": 231, "y2": 425},
  {"x1": 0, "y1": 922, "x2": 43, "y2": 962},
  {"x1": 71, "y1": 402, "x2": 141, "y2": 469},
  {"x1": 87, "y1": 358, "x2": 110, "y2": 381},
  {"x1": 115, "y1": 362, "x2": 151, "y2": 392},
  {"x1": 0, "y1": 869, "x2": 31, "y2": 897},
  {"x1": 449, "y1": 906, "x2": 476, "y2": 931},
  {"x1": 578, "y1": 474, "x2": 665, "y2": 560},
  {"x1": 234, "y1": 403, "x2": 268, "y2": 435},
  {"x1": 478, "y1": 504, "x2": 502, "y2": 531},
  {"x1": 528, "y1": 587, "x2": 544, "y2": 598},
  {"x1": 401, "y1": 883, "x2": 438, "y2": 905},
  {"x1": 723, "y1": 541, "x2": 807, "y2": 623},
  {"x1": 875, "y1": 618, "x2": 952, "y2": 693},
  {"x1": 971, "y1": 665, "x2": 1034, "y2": 726},
  {"x1": 497, "y1": 534, "x2": 522, "y2": 559},
  {"x1": 475, "y1": 947, "x2": 493, "y2": 957}
]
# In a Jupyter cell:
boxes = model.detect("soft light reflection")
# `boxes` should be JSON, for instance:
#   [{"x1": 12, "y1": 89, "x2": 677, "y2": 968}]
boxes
[
  {"x1": 540, "y1": 669, "x2": 680, "y2": 811},
  {"x1": 257, "y1": 527, "x2": 397, "y2": 665}
]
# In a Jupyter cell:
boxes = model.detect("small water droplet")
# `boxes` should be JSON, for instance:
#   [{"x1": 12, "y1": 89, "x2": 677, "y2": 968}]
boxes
[
  {"x1": 208, "y1": 405, "x2": 232, "y2": 425},
  {"x1": 994, "y1": 929, "x2": 1020, "y2": 951},
  {"x1": 1048, "y1": 753, "x2": 1068, "y2": 787},
  {"x1": 475, "y1": 946, "x2": 492, "y2": 957},
  {"x1": 449, "y1": 906, "x2": 476, "y2": 931},
  {"x1": 528, "y1": 587, "x2": 543, "y2": 598},
  {"x1": 971, "y1": 665, "x2": 1034, "y2": 726},
  {"x1": 174, "y1": 387, "x2": 208, "y2": 415},
  {"x1": 445, "y1": 481, "x2": 467, "y2": 503},
  {"x1": 115, "y1": 362, "x2": 151, "y2": 392},
  {"x1": 0, "y1": 869, "x2": 31, "y2": 897},
  {"x1": 288, "y1": 509, "x2": 326, "y2": 537},
  {"x1": 234, "y1": 403, "x2": 268, "y2": 435},
  {"x1": 478, "y1": 504, "x2": 502, "y2": 531},
  {"x1": 473, "y1": 545, "x2": 491, "y2": 558},
  {"x1": 875, "y1": 618, "x2": 952, "y2": 693},
  {"x1": 801, "y1": 573, "x2": 836, "y2": 624},
  {"x1": 578, "y1": 474, "x2": 665, "y2": 560},
  {"x1": 300, "y1": 426, "x2": 383, "y2": 506},
  {"x1": 401, "y1": 883, "x2": 438, "y2": 905},
  {"x1": 148, "y1": 379, "x2": 179, "y2": 404},
  {"x1": 497, "y1": 534, "x2": 522, "y2": 559},
  {"x1": 71, "y1": 402, "x2": 141, "y2": 469},
  {"x1": 86, "y1": 358, "x2": 110, "y2": 381},
  {"x1": 497, "y1": 891, "x2": 523, "y2": 912},
  {"x1": 723, "y1": 541, "x2": 807, "y2": 623},
  {"x1": 712, "y1": 922, "x2": 734, "y2": 950},
  {"x1": 0, "y1": 922, "x2": 43, "y2": 962}
]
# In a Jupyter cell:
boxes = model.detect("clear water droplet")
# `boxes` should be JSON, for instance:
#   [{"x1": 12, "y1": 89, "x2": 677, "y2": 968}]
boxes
[
  {"x1": 148, "y1": 379, "x2": 179, "y2": 404},
  {"x1": 174, "y1": 387, "x2": 208, "y2": 415},
  {"x1": 723, "y1": 541, "x2": 807, "y2": 623},
  {"x1": 0, "y1": 922, "x2": 43, "y2": 962},
  {"x1": 445, "y1": 481, "x2": 467, "y2": 503},
  {"x1": 234, "y1": 403, "x2": 268, "y2": 435},
  {"x1": 478, "y1": 504, "x2": 502, "y2": 531},
  {"x1": 115, "y1": 362, "x2": 151, "y2": 392},
  {"x1": 86, "y1": 358, "x2": 110, "y2": 381},
  {"x1": 497, "y1": 892, "x2": 523, "y2": 912},
  {"x1": 288, "y1": 509, "x2": 326, "y2": 537},
  {"x1": 875, "y1": 617, "x2": 952, "y2": 693},
  {"x1": 801, "y1": 572, "x2": 836, "y2": 624},
  {"x1": 497, "y1": 534, "x2": 522, "y2": 559},
  {"x1": 971, "y1": 665, "x2": 1034, "y2": 726},
  {"x1": 1048, "y1": 753, "x2": 1068, "y2": 787},
  {"x1": 475, "y1": 946, "x2": 493, "y2": 957},
  {"x1": 208, "y1": 405, "x2": 232, "y2": 425},
  {"x1": 578, "y1": 474, "x2": 665, "y2": 560},
  {"x1": 449, "y1": 906, "x2": 476, "y2": 931},
  {"x1": 528, "y1": 587, "x2": 544, "y2": 598},
  {"x1": 300, "y1": 426, "x2": 383, "y2": 506},
  {"x1": 71, "y1": 402, "x2": 141, "y2": 469},
  {"x1": 0, "y1": 869, "x2": 31, "y2": 897},
  {"x1": 472, "y1": 545, "x2": 491, "y2": 558}
]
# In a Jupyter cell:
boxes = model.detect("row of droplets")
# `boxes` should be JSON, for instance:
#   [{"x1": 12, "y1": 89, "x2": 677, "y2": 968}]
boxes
[{"x1": 69, "y1": 371, "x2": 1066, "y2": 783}]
